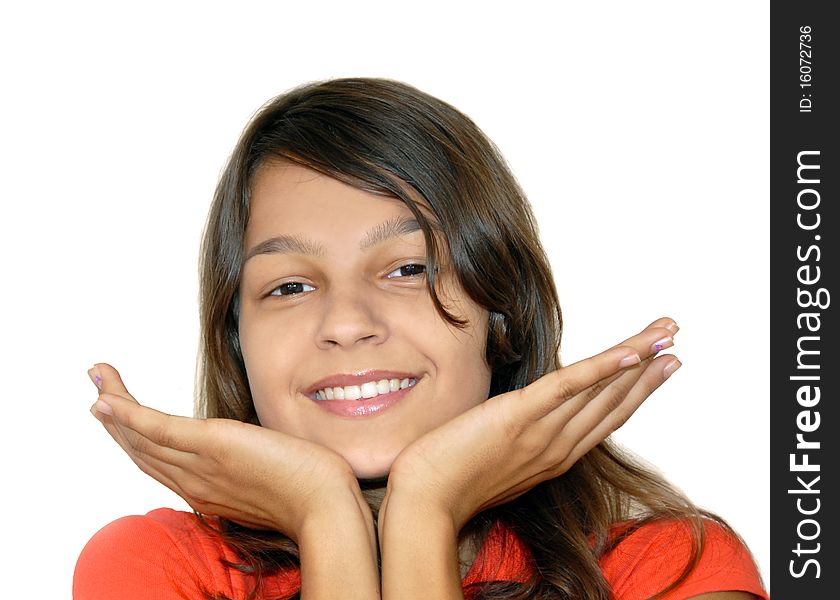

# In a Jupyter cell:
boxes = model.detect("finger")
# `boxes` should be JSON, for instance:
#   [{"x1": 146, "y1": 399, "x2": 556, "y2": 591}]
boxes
[
  {"x1": 100, "y1": 423, "x2": 276, "y2": 529},
  {"x1": 95, "y1": 392, "x2": 202, "y2": 453},
  {"x1": 93, "y1": 402, "x2": 192, "y2": 468},
  {"x1": 530, "y1": 324, "x2": 675, "y2": 418},
  {"x1": 644, "y1": 316, "x2": 679, "y2": 335},
  {"x1": 112, "y1": 431, "x2": 186, "y2": 494},
  {"x1": 550, "y1": 323, "x2": 677, "y2": 416},
  {"x1": 94, "y1": 412, "x2": 250, "y2": 521},
  {"x1": 527, "y1": 316, "x2": 675, "y2": 422},
  {"x1": 557, "y1": 354, "x2": 681, "y2": 471},
  {"x1": 519, "y1": 345, "x2": 640, "y2": 420},
  {"x1": 540, "y1": 354, "x2": 657, "y2": 432},
  {"x1": 93, "y1": 408, "x2": 189, "y2": 495},
  {"x1": 521, "y1": 321, "x2": 676, "y2": 420},
  {"x1": 609, "y1": 325, "x2": 676, "y2": 362},
  {"x1": 122, "y1": 451, "x2": 194, "y2": 507},
  {"x1": 546, "y1": 356, "x2": 661, "y2": 446},
  {"x1": 88, "y1": 362, "x2": 139, "y2": 404}
]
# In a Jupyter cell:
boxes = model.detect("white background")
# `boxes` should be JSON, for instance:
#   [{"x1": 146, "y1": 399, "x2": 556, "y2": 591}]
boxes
[{"x1": 1, "y1": 2, "x2": 768, "y2": 597}]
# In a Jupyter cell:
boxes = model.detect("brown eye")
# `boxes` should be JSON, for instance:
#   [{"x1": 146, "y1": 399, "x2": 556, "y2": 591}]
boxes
[
  {"x1": 386, "y1": 264, "x2": 427, "y2": 279},
  {"x1": 270, "y1": 282, "x2": 315, "y2": 296}
]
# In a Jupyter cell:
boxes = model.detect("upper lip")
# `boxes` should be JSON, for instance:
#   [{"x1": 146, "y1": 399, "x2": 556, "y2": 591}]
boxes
[{"x1": 305, "y1": 370, "x2": 419, "y2": 395}]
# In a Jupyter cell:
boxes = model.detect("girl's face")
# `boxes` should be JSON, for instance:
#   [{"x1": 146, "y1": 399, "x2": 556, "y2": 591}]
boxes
[{"x1": 238, "y1": 163, "x2": 492, "y2": 479}]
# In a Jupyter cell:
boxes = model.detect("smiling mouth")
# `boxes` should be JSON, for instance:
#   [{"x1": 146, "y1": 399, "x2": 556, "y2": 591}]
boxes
[{"x1": 313, "y1": 378, "x2": 417, "y2": 401}]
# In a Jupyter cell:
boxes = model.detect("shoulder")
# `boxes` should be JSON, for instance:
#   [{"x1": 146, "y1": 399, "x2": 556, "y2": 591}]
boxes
[
  {"x1": 73, "y1": 508, "x2": 236, "y2": 599},
  {"x1": 600, "y1": 518, "x2": 768, "y2": 600}
]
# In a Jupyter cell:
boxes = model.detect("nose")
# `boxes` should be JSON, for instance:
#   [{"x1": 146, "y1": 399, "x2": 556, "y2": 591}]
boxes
[{"x1": 315, "y1": 287, "x2": 389, "y2": 349}]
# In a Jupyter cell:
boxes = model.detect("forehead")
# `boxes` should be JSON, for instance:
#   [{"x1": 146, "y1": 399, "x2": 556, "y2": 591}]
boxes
[{"x1": 246, "y1": 163, "x2": 418, "y2": 246}]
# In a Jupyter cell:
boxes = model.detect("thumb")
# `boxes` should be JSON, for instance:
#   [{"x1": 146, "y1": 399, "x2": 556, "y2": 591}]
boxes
[{"x1": 88, "y1": 362, "x2": 138, "y2": 403}]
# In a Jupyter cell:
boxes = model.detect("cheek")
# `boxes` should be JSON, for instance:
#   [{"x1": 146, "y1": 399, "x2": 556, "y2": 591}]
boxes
[
  {"x1": 238, "y1": 313, "x2": 301, "y2": 425},
  {"x1": 423, "y1": 308, "x2": 493, "y2": 410},
  {"x1": 461, "y1": 309, "x2": 493, "y2": 403},
  {"x1": 457, "y1": 336, "x2": 493, "y2": 409}
]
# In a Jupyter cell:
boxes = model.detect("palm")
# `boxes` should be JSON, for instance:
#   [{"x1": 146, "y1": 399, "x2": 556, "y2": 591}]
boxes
[
  {"x1": 384, "y1": 319, "x2": 679, "y2": 531},
  {"x1": 90, "y1": 363, "x2": 366, "y2": 539}
]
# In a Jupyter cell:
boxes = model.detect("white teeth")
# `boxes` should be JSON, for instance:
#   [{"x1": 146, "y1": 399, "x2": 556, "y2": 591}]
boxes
[{"x1": 314, "y1": 378, "x2": 417, "y2": 401}]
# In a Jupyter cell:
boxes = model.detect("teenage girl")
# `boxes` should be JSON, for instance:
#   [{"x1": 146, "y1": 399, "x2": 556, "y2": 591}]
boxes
[{"x1": 75, "y1": 78, "x2": 768, "y2": 600}]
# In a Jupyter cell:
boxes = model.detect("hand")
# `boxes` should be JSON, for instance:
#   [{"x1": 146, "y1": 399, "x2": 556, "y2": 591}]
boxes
[
  {"x1": 380, "y1": 317, "x2": 681, "y2": 533},
  {"x1": 87, "y1": 364, "x2": 372, "y2": 542}
]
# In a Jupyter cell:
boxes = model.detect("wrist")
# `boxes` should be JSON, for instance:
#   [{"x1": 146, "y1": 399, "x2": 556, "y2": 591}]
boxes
[
  {"x1": 379, "y1": 496, "x2": 462, "y2": 599},
  {"x1": 268, "y1": 473, "x2": 374, "y2": 544},
  {"x1": 298, "y1": 494, "x2": 380, "y2": 599},
  {"x1": 379, "y1": 486, "x2": 456, "y2": 538},
  {"x1": 380, "y1": 475, "x2": 468, "y2": 536},
  {"x1": 299, "y1": 483, "x2": 376, "y2": 545}
]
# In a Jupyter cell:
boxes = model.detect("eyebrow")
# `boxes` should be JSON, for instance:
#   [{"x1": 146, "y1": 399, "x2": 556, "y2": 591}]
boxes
[
  {"x1": 359, "y1": 216, "x2": 421, "y2": 250},
  {"x1": 244, "y1": 235, "x2": 324, "y2": 261},
  {"x1": 244, "y1": 216, "x2": 422, "y2": 262}
]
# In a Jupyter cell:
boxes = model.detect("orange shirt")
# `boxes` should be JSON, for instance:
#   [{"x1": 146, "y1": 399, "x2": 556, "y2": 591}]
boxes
[{"x1": 74, "y1": 508, "x2": 768, "y2": 599}]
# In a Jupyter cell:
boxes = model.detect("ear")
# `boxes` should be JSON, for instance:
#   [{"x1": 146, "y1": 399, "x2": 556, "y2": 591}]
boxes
[
  {"x1": 489, "y1": 311, "x2": 508, "y2": 337},
  {"x1": 486, "y1": 310, "x2": 518, "y2": 370}
]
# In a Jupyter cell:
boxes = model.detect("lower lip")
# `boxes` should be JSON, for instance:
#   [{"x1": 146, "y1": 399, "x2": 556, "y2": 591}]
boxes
[{"x1": 311, "y1": 384, "x2": 415, "y2": 417}]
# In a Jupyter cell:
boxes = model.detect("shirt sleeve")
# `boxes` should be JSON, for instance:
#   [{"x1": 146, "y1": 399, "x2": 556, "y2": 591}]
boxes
[
  {"x1": 601, "y1": 519, "x2": 769, "y2": 600},
  {"x1": 73, "y1": 511, "x2": 216, "y2": 600}
]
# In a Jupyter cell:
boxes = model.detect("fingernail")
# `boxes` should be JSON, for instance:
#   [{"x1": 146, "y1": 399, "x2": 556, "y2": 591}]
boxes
[
  {"x1": 92, "y1": 398, "x2": 113, "y2": 416},
  {"x1": 663, "y1": 358, "x2": 682, "y2": 380},
  {"x1": 664, "y1": 321, "x2": 679, "y2": 334},
  {"x1": 88, "y1": 366, "x2": 102, "y2": 389},
  {"x1": 651, "y1": 336, "x2": 673, "y2": 353},
  {"x1": 618, "y1": 352, "x2": 641, "y2": 368}
]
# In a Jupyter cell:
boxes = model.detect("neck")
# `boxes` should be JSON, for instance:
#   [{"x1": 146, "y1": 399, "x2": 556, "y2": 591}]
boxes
[
  {"x1": 359, "y1": 478, "x2": 387, "y2": 518},
  {"x1": 357, "y1": 477, "x2": 479, "y2": 578}
]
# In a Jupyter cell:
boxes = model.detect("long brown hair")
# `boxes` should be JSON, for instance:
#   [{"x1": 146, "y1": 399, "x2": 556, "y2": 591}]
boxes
[{"x1": 197, "y1": 78, "x2": 721, "y2": 599}]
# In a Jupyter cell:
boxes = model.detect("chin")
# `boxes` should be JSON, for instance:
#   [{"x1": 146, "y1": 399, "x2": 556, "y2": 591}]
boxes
[
  {"x1": 342, "y1": 447, "x2": 400, "y2": 482},
  {"x1": 350, "y1": 461, "x2": 393, "y2": 482}
]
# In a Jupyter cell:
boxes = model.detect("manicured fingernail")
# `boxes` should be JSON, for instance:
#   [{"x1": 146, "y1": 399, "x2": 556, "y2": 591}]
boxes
[
  {"x1": 92, "y1": 398, "x2": 113, "y2": 416},
  {"x1": 88, "y1": 366, "x2": 102, "y2": 389},
  {"x1": 618, "y1": 352, "x2": 641, "y2": 368},
  {"x1": 664, "y1": 321, "x2": 679, "y2": 334},
  {"x1": 663, "y1": 358, "x2": 682, "y2": 380},
  {"x1": 651, "y1": 336, "x2": 673, "y2": 353}
]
